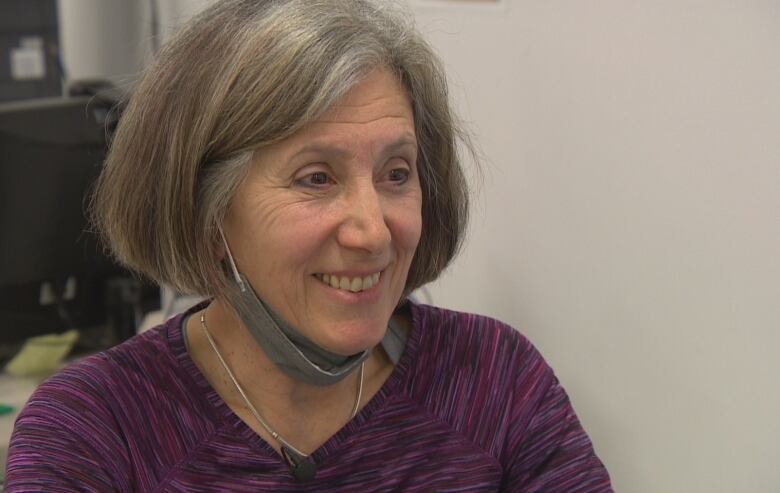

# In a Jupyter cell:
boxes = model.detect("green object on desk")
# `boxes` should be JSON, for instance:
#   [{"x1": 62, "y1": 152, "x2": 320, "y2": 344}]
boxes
[
  {"x1": 0, "y1": 403, "x2": 14, "y2": 415},
  {"x1": 4, "y1": 329, "x2": 79, "y2": 378}
]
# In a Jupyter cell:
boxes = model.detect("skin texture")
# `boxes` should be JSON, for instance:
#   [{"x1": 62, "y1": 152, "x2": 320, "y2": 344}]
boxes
[
  {"x1": 186, "y1": 69, "x2": 421, "y2": 454},
  {"x1": 222, "y1": 68, "x2": 421, "y2": 357}
]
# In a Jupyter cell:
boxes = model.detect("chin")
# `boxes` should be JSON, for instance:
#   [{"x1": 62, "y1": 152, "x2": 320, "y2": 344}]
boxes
[{"x1": 317, "y1": 319, "x2": 389, "y2": 356}]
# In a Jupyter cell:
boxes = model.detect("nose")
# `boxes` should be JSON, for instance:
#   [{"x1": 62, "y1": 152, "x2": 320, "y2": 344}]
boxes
[{"x1": 336, "y1": 185, "x2": 391, "y2": 255}]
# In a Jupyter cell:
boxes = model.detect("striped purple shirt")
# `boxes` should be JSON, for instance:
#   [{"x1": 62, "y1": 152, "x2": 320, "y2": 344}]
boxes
[{"x1": 6, "y1": 302, "x2": 612, "y2": 491}]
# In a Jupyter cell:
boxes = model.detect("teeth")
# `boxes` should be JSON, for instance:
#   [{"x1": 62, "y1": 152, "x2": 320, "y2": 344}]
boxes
[{"x1": 317, "y1": 272, "x2": 381, "y2": 293}]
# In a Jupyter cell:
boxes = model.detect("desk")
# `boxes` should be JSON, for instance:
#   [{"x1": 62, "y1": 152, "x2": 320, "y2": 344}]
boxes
[{"x1": 0, "y1": 373, "x2": 40, "y2": 476}]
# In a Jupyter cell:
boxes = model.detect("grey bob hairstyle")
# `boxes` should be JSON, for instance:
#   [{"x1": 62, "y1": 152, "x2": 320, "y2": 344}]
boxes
[{"x1": 93, "y1": 0, "x2": 472, "y2": 297}]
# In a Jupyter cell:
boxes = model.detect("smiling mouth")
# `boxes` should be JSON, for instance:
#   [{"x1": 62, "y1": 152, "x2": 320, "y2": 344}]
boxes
[{"x1": 314, "y1": 272, "x2": 381, "y2": 293}]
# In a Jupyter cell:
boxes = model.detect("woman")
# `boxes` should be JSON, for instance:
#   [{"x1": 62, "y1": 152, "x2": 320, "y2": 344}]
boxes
[{"x1": 6, "y1": 0, "x2": 612, "y2": 491}]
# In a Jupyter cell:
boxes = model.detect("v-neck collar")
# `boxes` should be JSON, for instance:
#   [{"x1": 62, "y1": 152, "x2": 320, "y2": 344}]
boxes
[{"x1": 168, "y1": 300, "x2": 422, "y2": 468}]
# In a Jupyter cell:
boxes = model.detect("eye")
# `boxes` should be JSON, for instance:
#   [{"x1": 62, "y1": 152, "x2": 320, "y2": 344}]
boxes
[
  {"x1": 387, "y1": 167, "x2": 411, "y2": 184},
  {"x1": 295, "y1": 170, "x2": 332, "y2": 188},
  {"x1": 308, "y1": 172, "x2": 329, "y2": 185}
]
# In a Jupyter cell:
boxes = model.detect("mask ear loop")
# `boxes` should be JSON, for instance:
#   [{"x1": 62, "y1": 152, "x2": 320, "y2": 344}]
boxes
[{"x1": 218, "y1": 226, "x2": 247, "y2": 293}]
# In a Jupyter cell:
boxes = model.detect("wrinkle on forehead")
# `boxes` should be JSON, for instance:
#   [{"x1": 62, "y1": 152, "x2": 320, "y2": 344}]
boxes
[
  {"x1": 251, "y1": 69, "x2": 416, "y2": 171},
  {"x1": 315, "y1": 113, "x2": 412, "y2": 126},
  {"x1": 315, "y1": 70, "x2": 413, "y2": 126}
]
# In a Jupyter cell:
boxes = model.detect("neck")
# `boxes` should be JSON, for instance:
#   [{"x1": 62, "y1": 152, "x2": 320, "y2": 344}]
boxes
[
  {"x1": 184, "y1": 298, "x2": 402, "y2": 455},
  {"x1": 194, "y1": 298, "x2": 368, "y2": 408}
]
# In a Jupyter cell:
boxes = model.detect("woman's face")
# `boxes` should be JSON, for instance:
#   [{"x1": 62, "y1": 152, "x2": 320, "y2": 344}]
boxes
[{"x1": 223, "y1": 69, "x2": 422, "y2": 356}]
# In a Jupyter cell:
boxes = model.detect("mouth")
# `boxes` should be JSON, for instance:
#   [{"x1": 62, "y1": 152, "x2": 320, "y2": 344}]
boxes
[{"x1": 314, "y1": 271, "x2": 382, "y2": 293}]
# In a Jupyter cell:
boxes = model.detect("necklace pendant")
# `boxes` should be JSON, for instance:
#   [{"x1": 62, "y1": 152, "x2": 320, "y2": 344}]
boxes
[{"x1": 281, "y1": 445, "x2": 317, "y2": 482}]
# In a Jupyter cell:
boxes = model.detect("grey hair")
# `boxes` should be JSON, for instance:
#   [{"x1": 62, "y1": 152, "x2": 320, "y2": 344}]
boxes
[{"x1": 92, "y1": 0, "x2": 472, "y2": 296}]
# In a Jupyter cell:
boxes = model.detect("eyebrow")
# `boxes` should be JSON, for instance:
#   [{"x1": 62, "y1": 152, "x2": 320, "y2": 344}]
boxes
[{"x1": 289, "y1": 134, "x2": 418, "y2": 162}]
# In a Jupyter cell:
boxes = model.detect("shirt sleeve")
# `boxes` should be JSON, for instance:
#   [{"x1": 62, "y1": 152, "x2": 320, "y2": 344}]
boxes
[
  {"x1": 4, "y1": 366, "x2": 132, "y2": 492},
  {"x1": 501, "y1": 373, "x2": 613, "y2": 492}
]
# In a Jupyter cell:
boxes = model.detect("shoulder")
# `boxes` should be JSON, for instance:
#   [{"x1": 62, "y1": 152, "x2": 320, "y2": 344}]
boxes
[
  {"x1": 405, "y1": 303, "x2": 556, "y2": 443},
  {"x1": 36, "y1": 319, "x2": 177, "y2": 407},
  {"x1": 11, "y1": 319, "x2": 180, "y2": 444},
  {"x1": 15, "y1": 307, "x2": 218, "y2": 436},
  {"x1": 4, "y1": 326, "x2": 172, "y2": 491},
  {"x1": 405, "y1": 304, "x2": 612, "y2": 490},
  {"x1": 6, "y1": 312, "x2": 212, "y2": 490},
  {"x1": 411, "y1": 302, "x2": 533, "y2": 348},
  {"x1": 409, "y1": 302, "x2": 551, "y2": 388},
  {"x1": 25, "y1": 323, "x2": 164, "y2": 402}
]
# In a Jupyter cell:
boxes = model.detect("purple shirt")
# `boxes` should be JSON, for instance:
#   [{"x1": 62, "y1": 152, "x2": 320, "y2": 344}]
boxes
[{"x1": 6, "y1": 302, "x2": 612, "y2": 491}]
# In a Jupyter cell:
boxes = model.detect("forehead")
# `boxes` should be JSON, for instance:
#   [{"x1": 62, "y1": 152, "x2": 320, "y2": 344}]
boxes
[
  {"x1": 316, "y1": 69, "x2": 414, "y2": 127},
  {"x1": 253, "y1": 69, "x2": 417, "y2": 166},
  {"x1": 293, "y1": 70, "x2": 416, "y2": 148}
]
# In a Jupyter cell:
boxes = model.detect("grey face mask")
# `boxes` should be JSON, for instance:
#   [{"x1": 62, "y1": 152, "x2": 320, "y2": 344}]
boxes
[{"x1": 219, "y1": 228, "x2": 406, "y2": 386}]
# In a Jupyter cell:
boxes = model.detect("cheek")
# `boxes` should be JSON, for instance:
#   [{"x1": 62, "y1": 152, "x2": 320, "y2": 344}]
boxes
[
  {"x1": 407, "y1": 215, "x2": 423, "y2": 251},
  {"x1": 257, "y1": 207, "x2": 340, "y2": 283},
  {"x1": 392, "y1": 201, "x2": 423, "y2": 256},
  {"x1": 407, "y1": 188, "x2": 424, "y2": 247},
  {"x1": 226, "y1": 196, "x2": 322, "y2": 275}
]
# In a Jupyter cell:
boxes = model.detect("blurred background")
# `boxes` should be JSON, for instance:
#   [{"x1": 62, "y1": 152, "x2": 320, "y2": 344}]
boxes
[{"x1": 1, "y1": 1, "x2": 778, "y2": 491}]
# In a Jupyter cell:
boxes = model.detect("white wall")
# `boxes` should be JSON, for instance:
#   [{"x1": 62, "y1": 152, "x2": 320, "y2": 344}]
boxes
[
  {"x1": 56, "y1": 0, "x2": 212, "y2": 89},
  {"x1": 61, "y1": 1, "x2": 780, "y2": 491},
  {"x1": 413, "y1": 2, "x2": 780, "y2": 492},
  {"x1": 57, "y1": 0, "x2": 149, "y2": 88}
]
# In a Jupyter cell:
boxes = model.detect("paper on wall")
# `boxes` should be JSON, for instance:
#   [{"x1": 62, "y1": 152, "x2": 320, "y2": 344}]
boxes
[{"x1": 10, "y1": 37, "x2": 47, "y2": 80}]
